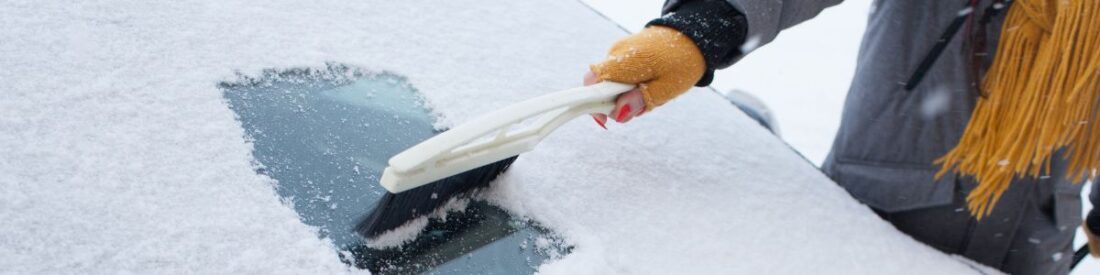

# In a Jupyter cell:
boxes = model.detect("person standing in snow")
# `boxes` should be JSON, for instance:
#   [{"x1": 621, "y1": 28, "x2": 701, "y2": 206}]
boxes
[{"x1": 586, "y1": 1, "x2": 1100, "y2": 274}]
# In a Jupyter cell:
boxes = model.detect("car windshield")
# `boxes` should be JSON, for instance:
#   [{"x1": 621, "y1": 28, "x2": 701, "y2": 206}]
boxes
[{"x1": 221, "y1": 64, "x2": 568, "y2": 274}]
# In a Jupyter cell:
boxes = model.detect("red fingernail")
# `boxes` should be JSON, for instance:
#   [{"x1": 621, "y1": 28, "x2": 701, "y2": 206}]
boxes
[
  {"x1": 593, "y1": 117, "x2": 607, "y2": 130},
  {"x1": 616, "y1": 105, "x2": 632, "y2": 122}
]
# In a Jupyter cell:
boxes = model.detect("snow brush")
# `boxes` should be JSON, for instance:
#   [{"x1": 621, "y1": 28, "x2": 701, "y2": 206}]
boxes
[{"x1": 355, "y1": 81, "x2": 635, "y2": 239}]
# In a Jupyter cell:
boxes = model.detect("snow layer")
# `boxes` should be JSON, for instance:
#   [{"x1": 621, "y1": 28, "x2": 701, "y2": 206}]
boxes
[
  {"x1": 484, "y1": 88, "x2": 993, "y2": 274},
  {"x1": 2, "y1": 0, "x2": 992, "y2": 274},
  {"x1": 364, "y1": 198, "x2": 469, "y2": 249}
]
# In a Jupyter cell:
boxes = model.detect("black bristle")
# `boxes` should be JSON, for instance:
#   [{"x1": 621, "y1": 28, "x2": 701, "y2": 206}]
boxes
[{"x1": 355, "y1": 156, "x2": 518, "y2": 239}]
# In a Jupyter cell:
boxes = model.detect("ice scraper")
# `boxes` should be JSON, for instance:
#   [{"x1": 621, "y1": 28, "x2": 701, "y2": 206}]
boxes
[{"x1": 355, "y1": 81, "x2": 635, "y2": 239}]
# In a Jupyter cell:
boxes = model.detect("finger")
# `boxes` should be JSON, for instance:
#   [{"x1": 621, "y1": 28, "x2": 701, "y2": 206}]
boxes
[
  {"x1": 591, "y1": 113, "x2": 608, "y2": 129},
  {"x1": 583, "y1": 71, "x2": 599, "y2": 86},
  {"x1": 613, "y1": 88, "x2": 645, "y2": 123},
  {"x1": 585, "y1": 71, "x2": 608, "y2": 129},
  {"x1": 625, "y1": 88, "x2": 646, "y2": 118}
]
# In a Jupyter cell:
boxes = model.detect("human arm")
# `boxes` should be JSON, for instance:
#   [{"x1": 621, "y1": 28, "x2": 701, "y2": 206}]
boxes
[
  {"x1": 589, "y1": 0, "x2": 746, "y2": 125},
  {"x1": 588, "y1": 0, "x2": 843, "y2": 125}
]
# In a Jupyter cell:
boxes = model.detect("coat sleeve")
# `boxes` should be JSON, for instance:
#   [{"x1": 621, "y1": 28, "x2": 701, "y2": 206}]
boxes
[{"x1": 662, "y1": 0, "x2": 844, "y2": 54}]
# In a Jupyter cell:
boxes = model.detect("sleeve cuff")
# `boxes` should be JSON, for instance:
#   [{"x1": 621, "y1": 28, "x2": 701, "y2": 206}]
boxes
[{"x1": 647, "y1": 0, "x2": 747, "y2": 87}]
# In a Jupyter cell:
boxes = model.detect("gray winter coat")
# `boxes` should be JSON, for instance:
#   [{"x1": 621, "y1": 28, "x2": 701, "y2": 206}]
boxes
[{"x1": 661, "y1": 0, "x2": 1098, "y2": 274}]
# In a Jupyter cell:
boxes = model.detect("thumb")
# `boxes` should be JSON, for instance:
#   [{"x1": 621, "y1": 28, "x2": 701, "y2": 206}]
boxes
[
  {"x1": 589, "y1": 29, "x2": 676, "y2": 84},
  {"x1": 589, "y1": 52, "x2": 658, "y2": 85},
  {"x1": 638, "y1": 75, "x2": 698, "y2": 111}
]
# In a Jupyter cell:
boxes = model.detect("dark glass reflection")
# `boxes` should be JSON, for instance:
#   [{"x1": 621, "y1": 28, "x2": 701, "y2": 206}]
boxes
[{"x1": 220, "y1": 64, "x2": 569, "y2": 274}]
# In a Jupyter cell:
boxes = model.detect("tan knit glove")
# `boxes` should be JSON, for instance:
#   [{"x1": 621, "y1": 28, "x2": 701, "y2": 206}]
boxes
[{"x1": 590, "y1": 26, "x2": 706, "y2": 112}]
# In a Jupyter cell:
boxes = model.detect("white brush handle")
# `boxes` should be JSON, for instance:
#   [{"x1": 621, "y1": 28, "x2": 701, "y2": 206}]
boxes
[{"x1": 380, "y1": 81, "x2": 635, "y2": 193}]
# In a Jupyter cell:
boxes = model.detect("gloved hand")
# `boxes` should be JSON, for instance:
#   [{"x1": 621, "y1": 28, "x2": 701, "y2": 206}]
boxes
[
  {"x1": 1087, "y1": 210, "x2": 1100, "y2": 257},
  {"x1": 586, "y1": 25, "x2": 706, "y2": 127}
]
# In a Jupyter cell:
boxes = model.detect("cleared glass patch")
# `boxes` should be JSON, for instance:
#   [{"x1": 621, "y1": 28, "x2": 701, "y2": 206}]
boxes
[{"x1": 220, "y1": 64, "x2": 569, "y2": 274}]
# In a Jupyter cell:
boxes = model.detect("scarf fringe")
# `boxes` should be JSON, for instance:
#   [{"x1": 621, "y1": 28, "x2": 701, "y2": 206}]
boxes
[{"x1": 935, "y1": 0, "x2": 1100, "y2": 219}]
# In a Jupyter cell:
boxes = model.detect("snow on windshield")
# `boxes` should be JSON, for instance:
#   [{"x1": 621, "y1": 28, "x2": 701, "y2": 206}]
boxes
[
  {"x1": 2, "y1": 0, "x2": 992, "y2": 274},
  {"x1": 220, "y1": 65, "x2": 570, "y2": 273}
]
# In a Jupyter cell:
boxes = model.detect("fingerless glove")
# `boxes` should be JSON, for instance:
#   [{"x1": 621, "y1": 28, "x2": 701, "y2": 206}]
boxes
[
  {"x1": 648, "y1": 0, "x2": 748, "y2": 86},
  {"x1": 590, "y1": 26, "x2": 707, "y2": 110}
]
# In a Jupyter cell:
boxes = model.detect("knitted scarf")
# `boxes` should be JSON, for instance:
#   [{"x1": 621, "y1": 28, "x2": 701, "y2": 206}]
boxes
[{"x1": 935, "y1": 0, "x2": 1100, "y2": 219}]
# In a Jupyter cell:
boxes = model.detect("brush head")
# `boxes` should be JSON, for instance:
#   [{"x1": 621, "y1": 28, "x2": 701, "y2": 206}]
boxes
[{"x1": 355, "y1": 156, "x2": 518, "y2": 240}]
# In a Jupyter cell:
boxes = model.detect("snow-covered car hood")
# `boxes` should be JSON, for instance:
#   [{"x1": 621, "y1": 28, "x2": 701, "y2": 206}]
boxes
[{"x1": 1, "y1": 0, "x2": 996, "y2": 273}]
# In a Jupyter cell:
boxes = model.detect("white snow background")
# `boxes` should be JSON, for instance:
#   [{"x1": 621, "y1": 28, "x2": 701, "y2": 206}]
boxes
[{"x1": 0, "y1": 0, "x2": 1062, "y2": 273}]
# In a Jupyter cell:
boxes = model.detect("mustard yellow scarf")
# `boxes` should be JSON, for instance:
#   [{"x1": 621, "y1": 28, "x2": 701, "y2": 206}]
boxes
[{"x1": 936, "y1": 0, "x2": 1100, "y2": 219}]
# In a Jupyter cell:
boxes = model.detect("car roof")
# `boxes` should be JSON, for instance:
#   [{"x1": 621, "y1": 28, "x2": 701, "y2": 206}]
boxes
[{"x1": 1, "y1": 0, "x2": 992, "y2": 274}]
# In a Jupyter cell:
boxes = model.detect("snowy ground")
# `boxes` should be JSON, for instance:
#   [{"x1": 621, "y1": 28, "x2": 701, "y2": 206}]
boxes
[{"x1": 0, "y1": 0, "x2": 1079, "y2": 273}]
